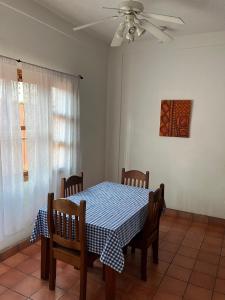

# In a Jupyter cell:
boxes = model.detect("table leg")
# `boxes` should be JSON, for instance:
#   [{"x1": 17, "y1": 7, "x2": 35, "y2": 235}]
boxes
[
  {"x1": 41, "y1": 236, "x2": 50, "y2": 280},
  {"x1": 105, "y1": 265, "x2": 116, "y2": 300}
]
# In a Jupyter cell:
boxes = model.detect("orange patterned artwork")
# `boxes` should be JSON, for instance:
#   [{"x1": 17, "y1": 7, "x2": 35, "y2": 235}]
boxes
[{"x1": 160, "y1": 100, "x2": 192, "y2": 137}]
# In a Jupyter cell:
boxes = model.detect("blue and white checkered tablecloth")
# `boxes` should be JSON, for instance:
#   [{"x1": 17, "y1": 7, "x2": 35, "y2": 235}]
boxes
[{"x1": 31, "y1": 181, "x2": 151, "y2": 273}]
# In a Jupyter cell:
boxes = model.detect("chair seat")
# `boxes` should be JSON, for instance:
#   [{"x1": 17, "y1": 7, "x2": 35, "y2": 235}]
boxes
[
  {"x1": 53, "y1": 245, "x2": 98, "y2": 269},
  {"x1": 129, "y1": 229, "x2": 158, "y2": 249}
]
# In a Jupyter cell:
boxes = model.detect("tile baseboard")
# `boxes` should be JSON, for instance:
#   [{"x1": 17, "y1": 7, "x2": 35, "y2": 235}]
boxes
[
  {"x1": 164, "y1": 208, "x2": 225, "y2": 226},
  {"x1": 0, "y1": 238, "x2": 35, "y2": 262}
]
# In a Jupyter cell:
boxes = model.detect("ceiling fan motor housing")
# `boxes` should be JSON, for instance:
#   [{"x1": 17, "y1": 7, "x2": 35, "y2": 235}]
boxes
[{"x1": 119, "y1": 1, "x2": 144, "y2": 14}]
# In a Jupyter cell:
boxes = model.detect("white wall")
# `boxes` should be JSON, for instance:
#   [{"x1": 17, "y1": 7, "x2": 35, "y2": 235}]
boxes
[
  {"x1": 0, "y1": 0, "x2": 108, "y2": 250},
  {"x1": 106, "y1": 31, "x2": 225, "y2": 219}
]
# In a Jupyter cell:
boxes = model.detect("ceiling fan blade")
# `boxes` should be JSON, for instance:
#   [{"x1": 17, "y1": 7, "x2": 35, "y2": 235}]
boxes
[
  {"x1": 73, "y1": 16, "x2": 119, "y2": 31},
  {"x1": 111, "y1": 22, "x2": 126, "y2": 47},
  {"x1": 102, "y1": 7, "x2": 121, "y2": 10},
  {"x1": 140, "y1": 19, "x2": 172, "y2": 42},
  {"x1": 141, "y1": 13, "x2": 184, "y2": 24}
]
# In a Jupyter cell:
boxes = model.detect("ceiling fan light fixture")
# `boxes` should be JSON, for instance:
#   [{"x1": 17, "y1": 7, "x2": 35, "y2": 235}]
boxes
[
  {"x1": 128, "y1": 26, "x2": 136, "y2": 34},
  {"x1": 136, "y1": 24, "x2": 145, "y2": 37},
  {"x1": 116, "y1": 22, "x2": 126, "y2": 38},
  {"x1": 126, "y1": 31, "x2": 135, "y2": 42}
]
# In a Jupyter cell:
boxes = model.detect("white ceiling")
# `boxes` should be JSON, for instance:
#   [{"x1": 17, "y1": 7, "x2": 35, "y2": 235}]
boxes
[{"x1": 34, "y1": 0, "x2": 225, "y2": 43}]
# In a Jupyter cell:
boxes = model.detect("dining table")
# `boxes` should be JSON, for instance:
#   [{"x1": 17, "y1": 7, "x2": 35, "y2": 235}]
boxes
[{"x1": 31, "y1": 181, "x2": 151, "y2": 300}]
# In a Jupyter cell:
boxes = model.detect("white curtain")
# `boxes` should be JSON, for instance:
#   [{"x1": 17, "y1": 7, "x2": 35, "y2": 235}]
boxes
[
  {"x1": 0, "y1": 58, "x2": 80, "y2": 243},
  {"x1": 48, "y1": 71, "x2": 80, "y2": 196},
  {"x1": 22, "y1": 67, "x2": 51, "y2": 222},
  {"x1": 0, "y1": 58, "x2": 24, "y2": 240}
]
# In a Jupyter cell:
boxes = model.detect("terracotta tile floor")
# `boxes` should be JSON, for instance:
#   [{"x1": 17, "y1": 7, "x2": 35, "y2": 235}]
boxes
[{"x1": 0, "y1": 214, "x2": 224, "y2": 299}]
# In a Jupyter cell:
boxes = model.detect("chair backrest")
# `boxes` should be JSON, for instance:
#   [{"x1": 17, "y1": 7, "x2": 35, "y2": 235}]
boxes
[
  {"x1": 60, "y1": 172, "x2": 83, "y2": 197},
  {"x1": 160, "y1": 183, "x2": 166, "y2": 210},
  {"x1": 121, "y1": 168, "x2": 149, "y2": 189},
  {"x1": 47, "y1": 193, "x2": 86, "y2": 253},
  {"x1": 142, "y1": 184, "x2": 164, "y2": 239}
]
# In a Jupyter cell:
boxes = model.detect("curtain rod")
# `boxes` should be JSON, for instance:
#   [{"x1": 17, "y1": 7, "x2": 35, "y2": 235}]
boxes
[{"x1": 0, "y1": 54, "x2": 84, "y2": 80}]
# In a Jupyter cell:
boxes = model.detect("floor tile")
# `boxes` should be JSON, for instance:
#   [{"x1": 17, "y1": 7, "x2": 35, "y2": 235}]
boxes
[
  {"x1": 117, "y1": 274, "x2": 135, "y2": 293},
  {"x1": 30, "y1": 286, "x2": 64, "y2": 300},
  {"x1": 184, "y1": 284, "x2": 212, "y2": 300},
  {"x1": 16, "y1": 258, "x2": 40, "y2": 274},
  {"x1": 58, "y1": 293, "x2": 79, "y2": 300},
  {"x1": 0, "y1": 263, "x2": 10, "y2": 277},
  {"x1": 213, "y1": 292, "x2": 225, "y2": 300},
  {"x1": 178, "y1": 246, "x2": 199, "y2": 259},
  {"x1": 21, "y1": 244, "x2": 40, "y2": 257},
  {"x1": 192, "y1": 214, "x2": 208, "y2": 223},
  {"x1": 127, "y1": 284, "x2": 156, "y2": 300},
  {"x1": 56, "y1": 269, "x2": 80, "y2": 290},
  {"x1": 204, "y1": 237, "x2": 223, "y2": 246},
  {"x1": 150, "y1": 260, "x2": 170, "y2": 275},
  {"x1": 185, "y1": 232, "x2": 204, "y2": 242},
  {"x1": 220, "y1": 257, "x2": 225, "y2": 267},
  {"x1": 164, "y1": 233, "x2": 184, "y2": 244},
  {"x1": 215, "y1": 279, "x2": 225, "y2": 294},
  {"x1": 35, "y1": 240, "x2": 41, "y2": 246},
  {"x1": 32, "y1": 251, "x2": 41, "y2": 261},
  {"x1": 135, "y1": 272, "x2": 163, "y2": 289},
  {"x1": 178, "y1": 211, "x2": 193, "y2": 220},
  {"x1": 201, "y1": 242, "x2": 221, "y2": 255},
  {"x1": 0, "y1": 285, "x2": 7, "y2": 295},
  {"x1": 189, "y1": 271, "x2": 215, "y2": 290},
  {"x1": 0, "y1": 289, "x2": 26, "y2": 299},
  {"x1": 207, "y1": 231, "x2": 224, "y2": 239},
  {"x1": 68, "y1": 276, "x2": 104, "y2": 298},
  {"x1": 197, "y1": 250, "x2": 220, "y2": 265},
  {"x1": 153, "y1": 291, "x2": 182, "y2": 299},
  {"x1": 3, "y1": 253, "x2": 28, "y2": 268},
  {"x1": 221, "y1": 248, "x2": 225, "y2": 257},
  {"x1": 158, "y1": 276, "x2": 187, "y2": 296},
  {"x1": 12, "y1": 275, "x2": 45, "y2": 297},
  {"x1": 218, "y1": 266, "x2": 225, "y2": 280},
  {"x1": 173, "y1": 254, "x2": 195, "y2": 269},
  {"x1": 167, "y1": 264, "x2": 191, "y2": 282},
  {"x1": 160, "y1": 241, "x2": 180, "y2": 253},
  {"x1": 32, "y1": 269, "x2": 42, "y2": 279},
  {"x1": 182, "y1": 238, "x2": 202, "y2": 249},
  {"x1": 0, "y1": 269, "x2": 27, "y2": 288},
  {"x1": 194, "y1": 260, "x2": 218, "y2": 276},
  {"x1": 159, "y1": 250, "x2": 175, "y2": 263},
  {"x1": 207, "y1": 225, "x2": 225, "y2": 234}
]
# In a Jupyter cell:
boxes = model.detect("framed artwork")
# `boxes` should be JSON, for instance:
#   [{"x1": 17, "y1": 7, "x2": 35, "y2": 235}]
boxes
[{"x1": 160, "y1": 100, "x2": 192, "y2": 138}]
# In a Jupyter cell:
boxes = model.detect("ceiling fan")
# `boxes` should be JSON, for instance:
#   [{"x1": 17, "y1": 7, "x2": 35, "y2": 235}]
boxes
[{"x1": 72, "y1": 0, "x2": 184, "y2": 47}]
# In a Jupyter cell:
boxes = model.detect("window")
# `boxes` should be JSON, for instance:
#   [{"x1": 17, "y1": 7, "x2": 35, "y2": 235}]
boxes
[
  {"x1": 17, "y1": 69, "x2": 28, "y2": 181},
  {"x1": 0, "y1": 57, "x2": 80, "y2": 241},
  {"x1": 51, "y1": 87, "x2": 74, "y2": 171}
]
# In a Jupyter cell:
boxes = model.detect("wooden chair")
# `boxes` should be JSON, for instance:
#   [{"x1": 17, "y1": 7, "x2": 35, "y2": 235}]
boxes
[
  {"x1": 128, "y1": 184, "x2": 165, "y2": 281},
  {"x1": 47, "y1": 193, "x2": 98, "y2": 300},
  {"x1": 60, "y1": 172, "x2": 83, "y2": 197},
  {"x1": 121, "y1": 168, "x2": 149, "y2": 189}
]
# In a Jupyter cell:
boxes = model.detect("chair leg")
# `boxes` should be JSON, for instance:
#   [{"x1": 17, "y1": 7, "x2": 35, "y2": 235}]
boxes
[
  {"x1": 152, "y1": 238, "x2": 159, "y2": 264},
  {"x1": 123, "y1": 246, "x2": 128, "y2": 255},
  {"x1": 80, "y1": 265, "x2": 87, "y2": 300},
  {"x1": 131, "y1": 246, "x2": 135, "y2": 254},
  {"x1": 141, "y1": 248, "x2": 148, "y2": 281},
  {"x1": 102, "y1": 264, "x2": 105, "y2": 281},
  {"x1": 49, "y1": 254, "x2": 56, "y2": 290},
  {"x1": 87, "y1": 260, "x2": 94, "y2": 268}
]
